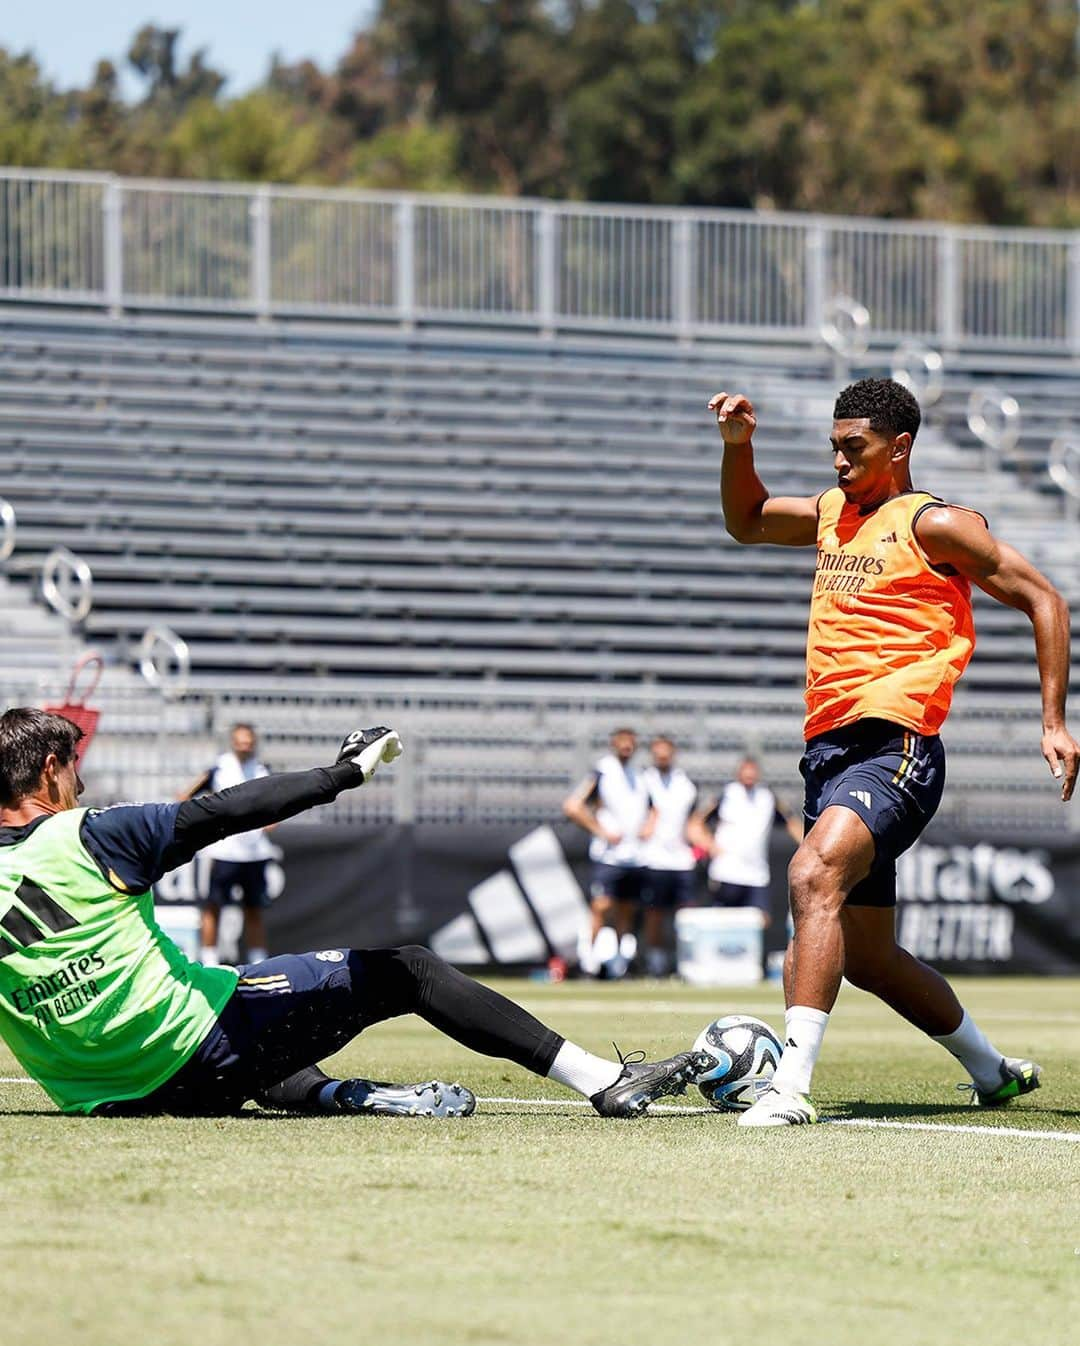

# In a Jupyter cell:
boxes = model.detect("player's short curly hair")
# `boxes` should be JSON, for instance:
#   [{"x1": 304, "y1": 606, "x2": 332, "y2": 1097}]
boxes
[{"x1": 833, "y1": 378, "x2": 921, "y2": 443}]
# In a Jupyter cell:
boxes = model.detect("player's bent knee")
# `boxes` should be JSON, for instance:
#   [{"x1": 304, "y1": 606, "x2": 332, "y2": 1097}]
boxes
[
  {"x1": 349, "y1": 945, "x2": 441, "y2": 1017},
  {"x1": 787, "y1": 846, "x2": 845, "y2": 918},
  {"x1": 394, "y1": 943, "x2": 440, "y2": 978}
]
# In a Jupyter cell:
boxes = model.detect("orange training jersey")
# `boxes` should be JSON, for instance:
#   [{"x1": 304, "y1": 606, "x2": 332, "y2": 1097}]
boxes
[{"x1": 803, "y1": 488, "x2": 980, "y2": 741}]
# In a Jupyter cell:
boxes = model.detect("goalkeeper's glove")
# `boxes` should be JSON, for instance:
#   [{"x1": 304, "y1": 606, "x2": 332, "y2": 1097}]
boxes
[{"x1": 335, "y1": 726, "x2": 404, "y2": 782}]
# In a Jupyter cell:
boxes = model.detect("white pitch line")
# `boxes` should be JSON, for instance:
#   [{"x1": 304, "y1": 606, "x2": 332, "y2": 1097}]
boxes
[
  {"x1": 478, "y1": 1095, "x2": 1080, "y2": 1142},
  {"x1": 824, "y1": 1118, "x2": 1080, "y2": 1143},
  {"x1": 4, "y1": 1078, "x2": 1078, "y2": 1142}
]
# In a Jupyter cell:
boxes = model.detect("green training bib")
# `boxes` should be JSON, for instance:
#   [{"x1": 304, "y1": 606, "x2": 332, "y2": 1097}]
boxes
[{"x1": 0, "y1": 808, "x2": 238, "y2": 1114}]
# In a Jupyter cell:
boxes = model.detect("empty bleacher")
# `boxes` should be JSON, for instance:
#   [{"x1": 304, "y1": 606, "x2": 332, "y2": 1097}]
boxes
[
  {"x1": 0, "y1": 308, "x2": 1077, "y2": 829},
  {"x1": 1, "y1": 312, "x2": 1069, "y2": 681}
]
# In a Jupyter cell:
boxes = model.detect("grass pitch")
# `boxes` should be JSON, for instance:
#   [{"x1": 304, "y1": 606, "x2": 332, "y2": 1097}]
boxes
[{"x1": 2, "y1": 976, "x2": 1077, "y2": 1346}]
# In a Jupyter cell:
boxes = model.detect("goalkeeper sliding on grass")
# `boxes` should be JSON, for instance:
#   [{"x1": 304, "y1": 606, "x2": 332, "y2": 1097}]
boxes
[{"x1": 0, "y1": 709, "x2": 705, "y2": 1119}]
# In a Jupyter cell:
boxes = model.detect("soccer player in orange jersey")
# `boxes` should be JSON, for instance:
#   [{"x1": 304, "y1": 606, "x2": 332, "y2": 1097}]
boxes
[{"x1": 710, "y1": 377, "x2": 1079, "y2": 1126}]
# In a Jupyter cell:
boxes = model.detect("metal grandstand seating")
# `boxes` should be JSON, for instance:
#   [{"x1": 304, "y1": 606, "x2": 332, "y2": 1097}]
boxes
[{"x1": 0, "y1": 306, "x2": 1077, "y2": 830}]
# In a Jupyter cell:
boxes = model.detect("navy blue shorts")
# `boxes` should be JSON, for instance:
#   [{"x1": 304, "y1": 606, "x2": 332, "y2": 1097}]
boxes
[
  {"x1": 800, "y1": 719, "x2": 946, "y2": 908},
  {"x1": 590, "y1": 863, "x2": 643, "y2": 904},
  {"x1": 641, "y1": 868, "x2": 697, "y2": 909},
  {"x1": 204, "y1": 859, "x2": 270, "y2": 910},
  {"x1": 709, "y1": 880, "x2": 772, "y2": 914},
  {"x1": 97, "y1": 950, "x2": 369, "y2": 1115}
]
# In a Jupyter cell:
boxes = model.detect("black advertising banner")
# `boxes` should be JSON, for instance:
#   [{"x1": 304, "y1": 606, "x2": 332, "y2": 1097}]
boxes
[
  {"x1": 892, "y1": 829, "x2": 1080, "y2": 974},
  {"x1": 155, "y1": 822, "x2": 1080, "y2": 974}
]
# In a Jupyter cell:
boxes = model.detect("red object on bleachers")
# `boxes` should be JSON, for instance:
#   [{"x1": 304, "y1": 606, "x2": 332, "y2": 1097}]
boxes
[{"x1": 44, "y1": 652, "x2": 104, "y2": 768}]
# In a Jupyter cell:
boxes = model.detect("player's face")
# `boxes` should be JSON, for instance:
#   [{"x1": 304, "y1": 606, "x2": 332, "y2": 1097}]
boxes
[
  {"x1": 830, "y1": 418, "x2": 901, "y2": 505},
  {"x1": 611, "y1": 733, "x2": 636, "y2": 763},
  {"x1": 232, "y1": 729, "x2": 256, "y2": 760},
  {"x1": 651, "y1": 740, "x2": 674, "y2": 770},
  {"x1": 46, "y1": 755, "x2": 83, "y2": 809},
  {"x1": 737, "y1": 759, "x2": 759, "y2": 788}
]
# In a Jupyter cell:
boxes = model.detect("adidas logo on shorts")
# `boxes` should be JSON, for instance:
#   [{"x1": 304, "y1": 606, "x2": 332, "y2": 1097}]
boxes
[{"x1": 849, "y1": 789, "x2": 872, "y2": 809}]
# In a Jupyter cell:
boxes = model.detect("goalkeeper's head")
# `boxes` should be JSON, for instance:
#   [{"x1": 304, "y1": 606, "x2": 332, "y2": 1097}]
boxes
[{"x1": 0, "y1": 708, "x2": 85, "y2": 813}]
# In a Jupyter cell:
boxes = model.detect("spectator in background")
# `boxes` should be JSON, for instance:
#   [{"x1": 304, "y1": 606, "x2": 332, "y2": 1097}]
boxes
[
  {"x1": 688, "y1": 755, "x2": 802, "y2": 925},
  {"x1": 639, "y1": 736, "x2": 699, "y2": 976},
  {"x1": 181, "y1": 723, "x2": 276, "y2": 967},
  {"x1": 562, "y1": 727, "x2": 649, "y2": 978}
]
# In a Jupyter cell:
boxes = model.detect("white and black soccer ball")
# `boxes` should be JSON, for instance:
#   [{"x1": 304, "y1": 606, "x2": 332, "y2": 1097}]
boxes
[{"x1": 692, "y1": 1014, "x2": 783, "y2": 1111}]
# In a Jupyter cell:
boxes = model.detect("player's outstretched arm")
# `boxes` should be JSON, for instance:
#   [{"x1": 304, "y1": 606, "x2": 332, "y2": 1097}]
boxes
[
  {"x1": 708, "y1": 391, "x2": 819, "y2": 546},
  {"x1": 916, "y1": 507, "x2": 1079, "y2": 801},
  {"x1": 83, "y1": 728, "x2": 405, "y2": 893},
  {"x1": 176, "y1": 726, "x2": 403, "y2": 842}
]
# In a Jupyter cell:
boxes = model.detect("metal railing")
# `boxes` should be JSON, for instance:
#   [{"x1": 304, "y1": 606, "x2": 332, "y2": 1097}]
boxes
[
  {"x1": 1, "y1": 168, "x2": 1078, "y2": 351},
  {"x1": 0, "y1": 676, "x2": 1066, "y2": 833}
]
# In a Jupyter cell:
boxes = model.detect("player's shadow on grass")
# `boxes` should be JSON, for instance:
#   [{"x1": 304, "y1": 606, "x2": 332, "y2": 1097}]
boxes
[{"x1": 831, "y1": 1099, "x2": 1080, "y2": 1122}]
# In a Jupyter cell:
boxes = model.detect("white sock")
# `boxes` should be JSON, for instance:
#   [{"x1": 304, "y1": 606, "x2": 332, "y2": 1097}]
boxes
[
  {"x1": 931, "y1": 1011, "x2": 1004, "y2": 1091},
  {"x1": 770, "y1": 1006, "x2": 830, "y2": 1096},
  {"x1": 547, "y1": 1041, "x2": 623, "y2": 1098},
  {"x1": 577, "y1": 919, "x2": 599, "y2": 976},
  {"x1": 200, "y1": 947, "x2": 220, "y2": 968},
  {"x1": 247, "y1": 947, "x2": 268, "y2": 965}
]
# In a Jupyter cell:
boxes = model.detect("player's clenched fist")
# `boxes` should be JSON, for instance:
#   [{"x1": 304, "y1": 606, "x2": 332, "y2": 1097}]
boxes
[
  {"x1": 336, "y1": 726, "x2": 404, "y2": 781},
  {"x1": 708, "y1": 391, "x2": 756, "y2": 447}
]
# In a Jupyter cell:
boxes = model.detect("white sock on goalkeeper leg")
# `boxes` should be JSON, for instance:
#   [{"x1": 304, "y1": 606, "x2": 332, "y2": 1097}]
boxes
[{"x1": 547, "y1": 1041, "x2": 623, "y2": 1097}]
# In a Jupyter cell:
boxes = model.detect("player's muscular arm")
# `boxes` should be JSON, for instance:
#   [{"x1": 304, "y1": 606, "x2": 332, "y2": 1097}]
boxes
[
  {"x1": 708, "y1": 391, "x2": 819, "y2": 546},
  {"x1": 917, "y1": 506, "x2": 1079, "y2": 802}
]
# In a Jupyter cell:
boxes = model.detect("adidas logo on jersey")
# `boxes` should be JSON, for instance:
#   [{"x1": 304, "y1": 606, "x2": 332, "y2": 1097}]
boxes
[
  {"x1": 849, "y1": 790, "x2": 872, "y2": 809},
  {"x1": 881, "y1": 531, "x2": 897, "y2": 543}
]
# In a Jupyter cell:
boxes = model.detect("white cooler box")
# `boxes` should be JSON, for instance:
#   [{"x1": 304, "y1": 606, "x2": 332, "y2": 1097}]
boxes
[{"x1": 675, "y1": 907, "x2": 766, "y2": 986}]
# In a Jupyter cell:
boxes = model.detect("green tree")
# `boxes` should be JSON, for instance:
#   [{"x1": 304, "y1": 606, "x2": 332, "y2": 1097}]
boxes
[
  {"x1": 562, "y1": 0, "x2": 694, "y2": 203},
  {"x1": 0, "y1": 3, "x2": 1075, "y2": 225},
  {"x1": 127, "y1": 24, "x2": 226, "y2": 106},
  {"x1": 0, "y1": 50, "x2": 69, "y2": 166},
  {"x1": 352, "y1": 121, "x2": 465, "y2": 190},
  {"x1": 163, "y1": 91, "x2": 332, "y2": 183}
]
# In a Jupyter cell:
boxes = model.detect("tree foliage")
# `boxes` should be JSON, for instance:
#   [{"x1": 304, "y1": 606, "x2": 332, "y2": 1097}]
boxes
[{"x1": 0, "y1": 1, "x2": 1075, "y2": 224}]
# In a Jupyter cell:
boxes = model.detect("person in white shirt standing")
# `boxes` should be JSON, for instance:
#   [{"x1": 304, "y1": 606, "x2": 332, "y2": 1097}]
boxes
[
  {"x1": 562, "y1": 728, "x2": 650, "y2": 977},
  {"x1": 182, "y1": 723, "x2": 276, "y2": 967},
  {"x1": 639, "y1": 736, "x2": 699, "y2": 976},
  {"x1": 689, "y1": 756, "x2": 802, "y2": 923}
]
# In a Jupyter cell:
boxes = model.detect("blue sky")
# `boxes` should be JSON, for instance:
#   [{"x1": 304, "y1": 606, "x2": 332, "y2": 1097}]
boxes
[{"x1": 2, "y1": 2, "x2": 378, "y2": 96}]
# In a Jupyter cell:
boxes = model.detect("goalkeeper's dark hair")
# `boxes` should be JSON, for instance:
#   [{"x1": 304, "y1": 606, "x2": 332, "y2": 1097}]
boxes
[
  {"x1": 833, "y1": 378, "x2": 921, "y2": 444},
  {"x1": 0, "y1": 708, "x2": 83, "y2": 806}
]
